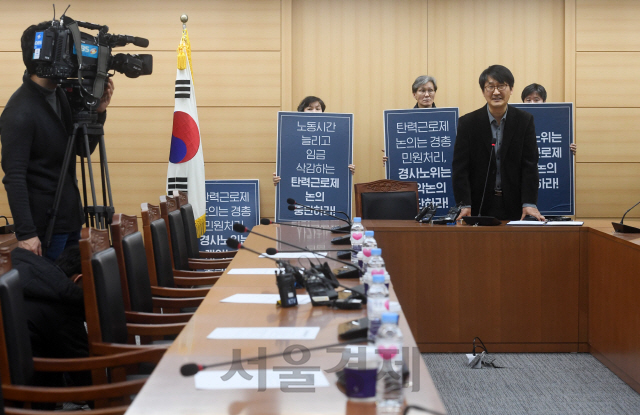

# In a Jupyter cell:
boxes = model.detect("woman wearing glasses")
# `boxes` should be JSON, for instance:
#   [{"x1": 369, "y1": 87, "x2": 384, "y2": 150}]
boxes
[
  {"x1": 383, "y1": 75, "x2": 439, "y2": 164},
  {"x1": 412, "y1": 75, "x2": 438, "y2": 108}
]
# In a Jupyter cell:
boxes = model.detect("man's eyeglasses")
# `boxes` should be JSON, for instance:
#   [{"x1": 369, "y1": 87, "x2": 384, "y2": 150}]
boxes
[
  {"x1": 417, "y1": 89, "x2": 436, "y2": 95},
  {"x1": 484, "y1": 84, "x2": 509, "y2": 92}
]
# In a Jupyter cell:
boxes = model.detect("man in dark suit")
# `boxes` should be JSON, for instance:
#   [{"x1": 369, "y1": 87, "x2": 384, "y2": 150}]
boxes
[{"x1": 452, "y1": 65, "x2": 544, "y2": 221}]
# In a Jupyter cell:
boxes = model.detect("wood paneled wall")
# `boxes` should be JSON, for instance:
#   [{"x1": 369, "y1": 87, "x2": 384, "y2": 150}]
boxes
[
  {"x1": 575, "y1": 0, "x2": 640, "y2": 217},
  {"x1": 0, "y1": 0, "x2": 283, "y2": 222},
  {"x1": 1, "y1": 0, "x2": 638, "y2": 222}
]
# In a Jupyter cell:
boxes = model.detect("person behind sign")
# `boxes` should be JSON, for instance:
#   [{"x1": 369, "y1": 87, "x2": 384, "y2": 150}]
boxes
[
  {"x1": 382, "y1": 75, "x2": 438, "y2": 165},
  {"x1": 452, "y1": 65, "x2": 544, "y2": 221},
  {"x1": 0, "y1": 21, "x2": 114, "y2": 260},
  {"x1": 521, "y1": 83, "x2": 577, "y2": 155},
  {"x1": 273, "y1": 96, "x2": 355, "y2": 185}
]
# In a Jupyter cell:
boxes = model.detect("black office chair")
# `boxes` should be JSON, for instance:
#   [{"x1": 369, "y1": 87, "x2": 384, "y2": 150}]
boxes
[
  {"x1": 159, "y1": 195, "x2": 231, "y2": 272},
  {"x1": 79, "y1": 228, "x2": 186, "y2": 352},
  {"x1": 141, "y1": 203, "x2": 219, "y2": 291},
  {"x1": 174, "y1": 191, "x2": 237, "y2": 260},
  {"x1": 110, "y1": 213, "x2": 203, "y2": 314},
  {"x1": 0, "y1": 247, "x2": 164, "y2": 413},
  {"x1": 354, "y1": 179, "x2": 419, "y2": 219}
]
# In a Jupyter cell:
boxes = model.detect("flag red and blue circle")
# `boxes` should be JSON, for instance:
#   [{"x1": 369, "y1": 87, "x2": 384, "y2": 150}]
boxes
[{"x1": 169, "y1": 111, "x2": 200, "y2": 163}]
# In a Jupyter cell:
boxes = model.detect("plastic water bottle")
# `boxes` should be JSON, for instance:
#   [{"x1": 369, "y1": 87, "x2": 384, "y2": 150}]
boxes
[
  {"x1": 361, "y1": 230, "x2": 378, "y2": 271},
  {"x1": 362, "y1": 248, "x2": 388, "y2": 292},
  {"x1": 350, "y1": 217, "x2": 365, "y2": 264},
  {"x1": 376, "y1": 312, "x2": 404, "y2": 413},
  {"x1": 367, "y1": 274, "x2": 389, "y2": 342}
]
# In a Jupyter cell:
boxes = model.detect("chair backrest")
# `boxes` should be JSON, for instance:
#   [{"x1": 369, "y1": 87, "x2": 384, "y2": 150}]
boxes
[
  {"x1": 160, "y1": 195, "x2": 190, "y2": 271},
  {"x1": 354, "y1": 179, "x2": 419, "y2": 219},
  {"x1": 0, "y1": 248, "x2": 34, "y2": 386},
  {"x1": 111, "y1": 214, "x2": 153, "y2": 313},
  {"x1": 176, "y1": 191, "x2": 200, "y2": 259},
  {"x1": 141, "y1": 202, "x2": 175, "y2": 288},
  {"x1": 80, "y1": 227, "x2": 129, "y2": 345}
]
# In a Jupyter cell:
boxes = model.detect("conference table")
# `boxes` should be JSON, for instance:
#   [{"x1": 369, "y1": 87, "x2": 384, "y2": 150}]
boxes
[
  {"x1": 125, "y1": 222, "x2": 447, "y2": 415},
  {"x1": 363, "y1": 218, "x2": 640, "y2": 394}
]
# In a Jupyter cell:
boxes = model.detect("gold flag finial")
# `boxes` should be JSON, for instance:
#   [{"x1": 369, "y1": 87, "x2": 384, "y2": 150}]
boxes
[{"x1": 177, "y1": 14, "x2": 193, "y2": 77}]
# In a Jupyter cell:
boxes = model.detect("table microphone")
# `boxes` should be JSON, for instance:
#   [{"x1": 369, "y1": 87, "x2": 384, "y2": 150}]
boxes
[
  {"x1": 234, "y1": 222, "x2": 362, "y2": 284},
  {"x1": 612, "y1": 200, "x2": 640, "y2": 233},
  {"x1": 287, "y1": 204, "x2": 347, "y2": 223},
  {"x1": 233, "y1": 223, "x2": 331, "y2": 259},
  {"x1": 462, "y1": 137, "x2": 501, "y2": 226},
  {"x1": 265, "y1": 247, "x2": 362, "y2": 276},
  {"x1": 285, "y1": 207, "x2": 352, "y2": 244},
  {"x1": 260, "y1": 218, "x2": 347, "y2": 234},
  {"x1": 287, "y1": 198, "x2": 352, "y2": 233},
  {"x1": 233, "y1": 222, "x2": 362, "y2": 273},
  {"x1": 260, "y1": 219, "x2": 351, "y2": 258},
  {"x1": 180, "y1": 337, "x2": 368, "y2": 377},
  {"x1": 226, "y1": 237, "x2": 271, "y2": 258},
  {"x1": 265, "y1": 247, "x2": 363, "y2": 297}
]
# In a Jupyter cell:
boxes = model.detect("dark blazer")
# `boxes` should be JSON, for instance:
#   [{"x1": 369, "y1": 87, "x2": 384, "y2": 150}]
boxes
[
  {"x1": 0, "y1": 72, "x2": 103, "y2": 240},
  {"x1": 452, "y1": 104, "x2": 539, "y2": 220}
]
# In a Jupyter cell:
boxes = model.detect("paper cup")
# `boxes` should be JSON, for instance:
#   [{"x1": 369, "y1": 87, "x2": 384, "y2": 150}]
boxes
[{"x1": 342, "y1": 345, "x2": 381, "y2": 401}]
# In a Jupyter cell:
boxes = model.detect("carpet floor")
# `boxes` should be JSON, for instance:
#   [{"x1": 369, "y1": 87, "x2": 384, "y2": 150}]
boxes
[{"x1": 421, "y1": 353, "x2": 640, "y2": 415}]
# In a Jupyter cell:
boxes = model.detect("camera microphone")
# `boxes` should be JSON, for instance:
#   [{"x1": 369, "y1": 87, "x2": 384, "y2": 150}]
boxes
[
  {"x1": 132, "y1": 36, "x2": 149, "y2": 47},
  {"x1": 112, "y1": 34, "x2": 149, "y2": 48}
]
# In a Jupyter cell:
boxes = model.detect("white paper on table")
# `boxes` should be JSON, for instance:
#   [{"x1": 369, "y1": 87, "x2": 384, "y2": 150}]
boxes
[
  {"x1": 194, "y1": 369, "x2": 329, "y2": 390},
  {"x1": 220, "y1": 293, "x2": 311, "y2": 305},
  {"x1": 507, "y1": 220, "x2": 583, "y2": 226},
  {"x1": 545, "y1": 221, "x2": 583, "y2": 226},
  {"x1": 207, "y1": 326, "x2": 320, "y2": 340},
  {"x1": 506, "y1": 220, "x2": 546, "y2": 226},
  {"x1": 227, "y1": 268, "x2": 284, "y2": 275},
  {"x1": 259, "y1": 252, "x2": 327, "y2": 259}
]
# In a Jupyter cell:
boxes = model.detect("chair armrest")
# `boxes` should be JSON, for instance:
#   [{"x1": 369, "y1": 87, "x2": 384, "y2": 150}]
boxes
[
  {"x1": 151, "y1": 296, "x2": 203, "y2": 308},
  {"x1": 187, "y1": 259, "x2": 231, "y2": 269},
  {"x1": 173, "y1": 275, "x2": 218, "y2": 286},
  {"x1": 2, "y1": 379, "x2": 146, "y2": 403},
  {"x1": 125, "y1": 310, "x2": 192, "y2": 324},
  {"x1": 173, "y1": 268, "x2": 223, "y2": 277},
  {"x1": 90, "y1": 341, "x2": 168, "y2": 355},
  {"x1": 32, "y1": 348, "x2": 165, "y2": 372},
  {"x1": 126, "y1": 322, "x2": 185, "y2": 336},
  {"x1": 198, "y1": 251, "x2": 237, "y2": 259},
  {"x1": 5, "y1": 406, "x2": 129, "y2": 415},
  {"x1": 151, "y1": 286, "x2": 210, "y2": 298}
]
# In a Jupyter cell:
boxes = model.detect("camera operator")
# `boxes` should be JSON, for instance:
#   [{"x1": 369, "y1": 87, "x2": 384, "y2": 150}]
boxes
[{"x1": 1, "y1": 21, "x2": 114, "y2": 260}]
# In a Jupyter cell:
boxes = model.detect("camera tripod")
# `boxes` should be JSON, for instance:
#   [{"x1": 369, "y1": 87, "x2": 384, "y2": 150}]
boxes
[{"x1": 43, "y1": 117, "x2": 114, "y2": 253}]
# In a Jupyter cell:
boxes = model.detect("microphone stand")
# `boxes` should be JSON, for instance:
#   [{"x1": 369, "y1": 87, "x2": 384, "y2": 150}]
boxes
[
  {"x1": 462, "y1": 138, "x2": 501, "y2": 226},
  {"x1": 612, "y1": 200, "x2": 640, "y2": 233},
  {"x1": 261, "y1": 219, "x2": 348, "y2": 234},
  {"x1": 287, "y1": 198, "x2": 352, "y2": 233}
]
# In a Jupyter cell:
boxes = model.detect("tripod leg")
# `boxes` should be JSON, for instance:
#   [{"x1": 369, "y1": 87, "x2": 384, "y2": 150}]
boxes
[
  {"x1": 44, "y1": 124, "x2": 80, "y2": 253},
  {"x1": 98, "y1": 135, "x2": 115, "y2": 225},
  {"x1": 81, "y1": 124, "x2": 102, "y2": 228},
  {"x1": 80, "y1": 156, "x2": 90, "y2": 227}
]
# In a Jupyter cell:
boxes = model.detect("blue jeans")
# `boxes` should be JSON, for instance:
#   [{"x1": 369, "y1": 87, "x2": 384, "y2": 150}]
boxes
[{"x1": 42, "y1": 231, "x2": 81, "y2": 261}]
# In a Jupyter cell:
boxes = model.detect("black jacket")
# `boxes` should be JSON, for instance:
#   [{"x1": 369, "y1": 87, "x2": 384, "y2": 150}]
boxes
[
  {"x1": 0, "y1": 72, "x2": 104, "y2": 240},
  {"x1": 10, "y1": 247, "x2": 83, "y2": 309},
  {"x1": 10, "y1": 247, "x2": 87, "y2": 362},
  {"x1": 452, "y1": 104, "x2": 539, "y2": 220}
]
